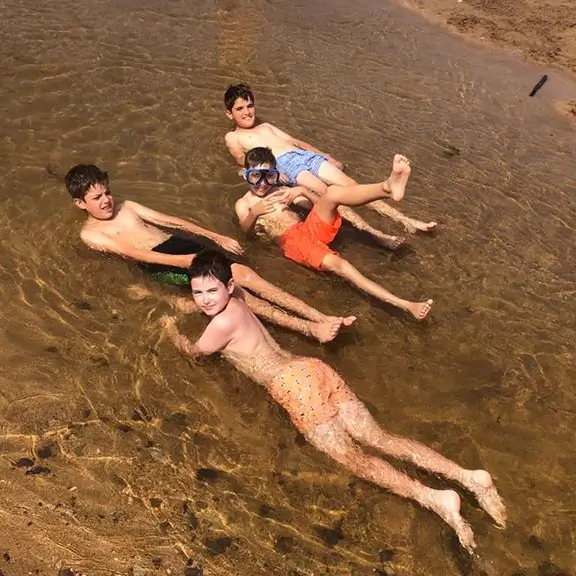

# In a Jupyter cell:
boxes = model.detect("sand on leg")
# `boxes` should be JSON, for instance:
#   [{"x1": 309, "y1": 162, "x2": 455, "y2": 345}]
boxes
[
  {"x1": 230, "y1": 262, "x2": 353, "y2": 324},
  {"x1": 306, "y1": 418, "x2": 477, "y2": 552},
  {"x1": 320, "y1": 254, "x2": 433, "y2": 320},
  {"x1": 239, "y1": 289, "x2": 343, "y2": 344},
  {"x1": 338, "y1": 399, "x2": 507, "y2": 527}
]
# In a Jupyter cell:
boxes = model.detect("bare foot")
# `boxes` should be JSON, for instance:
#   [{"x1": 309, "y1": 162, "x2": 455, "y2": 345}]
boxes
[
  {"x1": 401, "y1": 217, "x2": 438, "y2": 234},
  {"x1": 384, "y1": 154, "x2": 412, "y2": 201},
  {"x1": 310, "y1": 317, "x2": 343, "y2": 343},
  {"x1": 342, "y1": 316, "x2": 357, "y2": 327},
  {"x1": 428, "y1": 489, "x2": 477, "y2": 553},
  {"x1": 462, "y1": 470, "x2": 507, "y2": 528},
  {"x1": 375, "y1": 233, "x2": 407, "y2": 251},
  {"x1": 405, "y1": 299, "x2": 433, "y2": 320}
]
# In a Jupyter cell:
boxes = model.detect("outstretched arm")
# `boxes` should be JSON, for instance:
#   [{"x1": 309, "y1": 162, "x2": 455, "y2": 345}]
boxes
[
  {"x1": 161, "y1": 315, "x2": 232, "y2": 357},
  {"x1": 235, "y1": 190, "x2": 291, "y2": 235},
  {"x1": 127, "y1": 201, "x2": 243, "y2": 255},
  {"x1": 82, "y1": 229, "x2": 194, "y2": 268}
]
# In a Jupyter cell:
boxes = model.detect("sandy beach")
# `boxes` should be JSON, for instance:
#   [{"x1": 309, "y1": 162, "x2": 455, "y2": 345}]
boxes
[{"x1": 404, "y1": 0, "x2": 576, "y2": 117}]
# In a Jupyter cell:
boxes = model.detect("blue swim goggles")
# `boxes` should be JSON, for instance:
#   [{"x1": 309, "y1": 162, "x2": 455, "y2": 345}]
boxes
[{"x1": 244, "y1": 168, "x2": 280, "y2": 186}]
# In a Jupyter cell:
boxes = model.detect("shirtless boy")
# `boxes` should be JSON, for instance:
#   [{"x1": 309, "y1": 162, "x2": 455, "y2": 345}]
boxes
[
  {"x1": 224, "y1": 83, "x2": 437, "y2": 235},
  {"x1": 65, "y1": 164, "x2": 355, "y2": 343},
  {"x1": 161, "y1": 249, "x2": 506, "y2": 553},
  {"x1": 235, "y1": 148, "x2": 433, "y2": 320}
]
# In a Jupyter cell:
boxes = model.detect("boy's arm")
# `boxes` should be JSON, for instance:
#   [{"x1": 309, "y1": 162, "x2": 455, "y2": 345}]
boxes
[
  {"x1": 235, "y1": 192, "x2": 289, "y2": 235},
  {"x1": 127, "y1": 201, "x2": 243, "y2": 255},
  {"x1": 225, "y1": 132, "x2": 246, "y2": 167},
  {"x1": 267, "y1": 124, "x2": 342, "y2": 167},
  {"x1": 161, "y1": 315, "x2": 232, "y2": 357},
  {"x1": 285, "y1": 186, "x2": 318, "y2": 207},
  {"x1": 235, "y1": 198, "x2": 259, "y2": 235},
  {"x1": 81, "y1": 229, "x2": 193, "y2": 268}
]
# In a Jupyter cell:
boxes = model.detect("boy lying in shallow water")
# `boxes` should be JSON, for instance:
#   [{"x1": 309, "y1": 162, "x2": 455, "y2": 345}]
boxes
[
  {"x1": 65, "y1": 164, "x2": 355, "y2": 343},
  {"x1": 235, "y1": 147, "x2": 433, "y2": 320},
  {"x1": 160, "y1": 249, "x2": 506, "y2": 553},
  {"x1": 224, "y1": 82, "x2": 438, "y2": 236}
]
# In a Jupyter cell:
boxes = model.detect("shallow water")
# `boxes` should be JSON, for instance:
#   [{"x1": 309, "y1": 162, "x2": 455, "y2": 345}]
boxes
[{"x1": 0, "y1": 0, "x2": 575, "y2": 574}]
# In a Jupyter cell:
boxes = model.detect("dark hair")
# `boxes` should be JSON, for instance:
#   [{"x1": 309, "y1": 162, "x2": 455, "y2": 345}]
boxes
[
  {"x1": 65, "y1": 164, "x2": 109, "y2": 200},
  {"x1": 244, "y1": 147, "x2": 277, "y2": 169},
  {"x1": 189, "y1": 249, "x2": 233, "y2": 285},
  {"x1": 224, "y1": 83, "x2": 254, "y2": 111}
]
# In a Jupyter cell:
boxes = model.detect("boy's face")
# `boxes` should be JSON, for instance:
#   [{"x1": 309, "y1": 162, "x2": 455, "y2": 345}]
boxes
[
  {"x1": 226, "y1": 97, "x2": 256, "y2": 129},
  {"x1": 74, "y1": 182, "x2": 115, "y2": 220},
  {"x1": 245, "y1": 163, "x2": 279, "y2": 197},
  {"x1": 190, "y1": 275, "x2": 234, "y2": 317}
]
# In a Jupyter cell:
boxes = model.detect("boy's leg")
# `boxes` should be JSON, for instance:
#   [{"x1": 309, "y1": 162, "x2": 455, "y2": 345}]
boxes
[
  {"x1": 368, "y1": 200, "x2": 438, "y2": 234},
  {"x1": 239, "y1": 289, "x2": 342, "y2": 344},
  {"x1": 306, "y1": 419, "x2": 477, "y2": 553},
  {"x1": 297, "y1": 169, "x2": 406, "y2": 250},
  {"x1": 231, "y1": 263, "x2": 327, "y2": 322},
  {"x1": 320, "y1": 253, "x2": 433, "y2": 320},
  {"x1": 337, "y1": 399, "x2": 507, "y2": 527},
  {"x1": 317, "y1": 156, "x2": 437, "y2": 233},
  {"x1": 230, "y1": 264, "x2": 356, "y2": 338}
]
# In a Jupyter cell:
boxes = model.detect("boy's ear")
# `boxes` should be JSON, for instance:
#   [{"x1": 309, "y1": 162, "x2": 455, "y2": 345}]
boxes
[
  {"x1": 225, "y1": 109, "x2": 234, "y2": 121},
  {"x1": 73, "y1": 198, "x2": 87, "y2": 210},
  {"x1": 227, "y1": 279, "x2": 235, "y2": 295}
]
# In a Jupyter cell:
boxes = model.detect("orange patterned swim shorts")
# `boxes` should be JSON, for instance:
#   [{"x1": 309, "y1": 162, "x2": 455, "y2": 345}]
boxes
[{"x1": 267, "y1": 357, "x2": 356, "y2": 434}]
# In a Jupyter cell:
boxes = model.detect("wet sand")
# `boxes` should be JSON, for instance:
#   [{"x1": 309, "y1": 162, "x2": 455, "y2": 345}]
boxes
[
  {"x1": 403, "y1": 0, "x2": 576, "y2": 118},
  {"x1": 1, "y1": 0, "x2": 576, "y2": 575},
  {"x1": 402, "y1": 0, "x2": 576, "y2": 72}
]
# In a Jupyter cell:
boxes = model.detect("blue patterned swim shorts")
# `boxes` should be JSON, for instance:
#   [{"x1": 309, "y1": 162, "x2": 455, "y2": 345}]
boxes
[{"x1": 276, "y1": 149, "x2": 327, "y2": 184}]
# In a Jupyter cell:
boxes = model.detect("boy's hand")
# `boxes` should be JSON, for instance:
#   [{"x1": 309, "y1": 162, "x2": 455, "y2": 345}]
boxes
[
  {"x1": 214, "y1": 235, "x2": 244, "y2": 255},
  {"x1": 326, "y1": 156, "x2": 344, "y2": 170},
  {"x1": 284, "y1": 188, "x2": 308, "y2": 205},
  {"x1": 251, "y1": 190, "x2": 289, "y2": 217}
]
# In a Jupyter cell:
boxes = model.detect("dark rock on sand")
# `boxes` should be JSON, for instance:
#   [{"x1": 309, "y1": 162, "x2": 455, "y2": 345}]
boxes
[
  {"x1": 258, "y1": 503, "x2": 276, "y2": 518},
  {"x1": 184, "y1": 560, "x2": 203, "y2": 576},
  {"x1": 204, "y1": 536, "x2": 233, "y2": 556},
  {"x1": 2, "y1": 552, "x2": 9, "y2": 562},
  {"x1": 274, "y1": 536, "x2": 295, "y2": 554},
  {"x1": 187, "y1": 513, "x2": 199, "y2": 530},
  {"x1": 72, "y1": 300, "x2": 92, "y2": 310},
  {"x1": 379, "y1": 549, "x2": 395, "y2": 562},
  {"x1": 313, "y1": 525, "x2": 344, "y2": 548},
  {"x1": 37, "y1": 441, "x2": 56, "y2": 459},
  {"x1": 15, "y1": 457, "x2": 35, "y2": 468},
  {"x1": 195, "y1": 468, "x2": 221, "y2": 483}
]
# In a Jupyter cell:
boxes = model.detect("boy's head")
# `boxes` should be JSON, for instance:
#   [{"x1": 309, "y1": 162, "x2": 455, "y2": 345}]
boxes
[
  {"x1": 243, "y1": 147, "x2": 279, "y2": 197},
  {"x1": 188, "y1": 249, "x2": 235, "y2": 316},
  {"x1": 224, "y1": 83, "x2": 255, "y2": 129},
  {"x1": 65, "y1": 164, "x2": 115, "y2": 220}
]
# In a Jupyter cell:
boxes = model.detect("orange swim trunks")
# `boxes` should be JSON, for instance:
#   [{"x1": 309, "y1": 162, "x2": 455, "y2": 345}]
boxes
[
  {"x1": 277, "y1": 205, "x2": 342, "y2": 270},
  {"x1": 267, "y1": 357, "x2": 356, "y2": 434}
]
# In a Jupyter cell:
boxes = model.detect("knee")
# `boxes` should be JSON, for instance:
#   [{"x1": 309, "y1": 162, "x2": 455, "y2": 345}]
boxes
[
  {"x1": 231, "y1": 263, "x2": 257, "y2": 286},
  {"x1": 322, "y1": 255, "x2": 349, "y2": 275}
]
